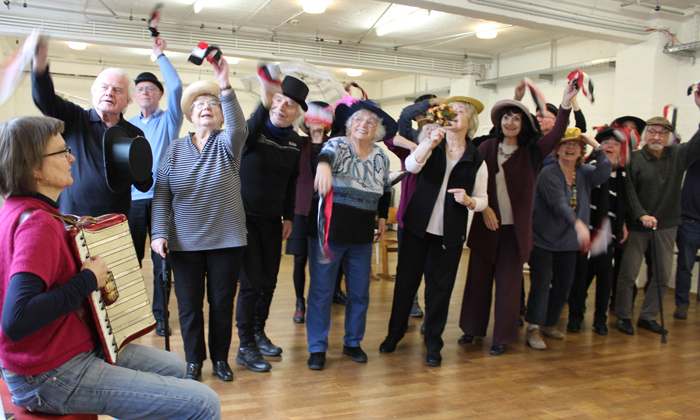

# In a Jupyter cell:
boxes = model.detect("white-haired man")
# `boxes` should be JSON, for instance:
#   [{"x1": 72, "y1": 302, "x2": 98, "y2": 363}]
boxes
[
  {"x1": 32, "y1": 38, "x2": 145, "y2": 216},
  {"x1": 235, "y1": 76, "x2": 308, "y2": 373},
  {"x1": 614, "y1": 94, "x2": 700, "y2": 336}
]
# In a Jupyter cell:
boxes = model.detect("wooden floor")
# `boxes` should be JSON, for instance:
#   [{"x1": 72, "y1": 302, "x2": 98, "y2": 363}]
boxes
[{"x1": 104, "y1": 238, "x2": 700, "y2": 419}]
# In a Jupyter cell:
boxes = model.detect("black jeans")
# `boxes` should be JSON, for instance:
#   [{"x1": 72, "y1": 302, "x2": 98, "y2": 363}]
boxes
[
  {"x1": 568, "y1": 246, "x2": 613, "y2": 327},
  {"x1": 526, "y1": 246, "x2": 577, "y2": 327},
  {"x1": 129, "y1": 198, "x2": 170, "y2": 321},
  {"x1": 236, "y1": 216, "x2": 283, "y2": 347},
  {"x1": 387, "y1": 229, "x2": 462, "y2": 352},
  {"x1": 170, "y1": 247, "x2": 244, "y2": 364}
]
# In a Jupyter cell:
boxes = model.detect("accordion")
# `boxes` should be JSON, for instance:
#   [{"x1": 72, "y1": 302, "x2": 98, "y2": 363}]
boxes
[{"x1": 66, "y1": 213, "x2": 156, "y2": 364}]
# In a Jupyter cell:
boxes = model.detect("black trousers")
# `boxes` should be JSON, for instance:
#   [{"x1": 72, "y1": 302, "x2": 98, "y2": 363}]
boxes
[
  {"x1": 128, "y1": 198, "x2": 170, "y2": 321},
  {"x1": 386, "y1": 229, "x2": 462, "y2": 352},
  {"x1": 568, "y1": 246, "x2": 614, "y2": 327},
  {"x1": 170, "y1": 247, "x2": 244, "y2": 364},
  {"x1": 237, "y1": 215, "x2": 283, "y2": 347}
]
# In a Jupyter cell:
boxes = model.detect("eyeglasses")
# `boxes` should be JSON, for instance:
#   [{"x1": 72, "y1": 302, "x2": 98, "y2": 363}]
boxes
[
  {"x1": 560, "y1": 142, "x2": 581, "y2": 148},
  {"x1": 136, "y1": 86, "x2": 159, "y2": 93},
  {"x1": 647, "y1": 129, "x2": 670, "y2": 137},
  {"x1": 96, "y1": 84, "x2": 125, "y2": 95},
  {"x1": 352, "y1": 116, "x2": 378, "y2": 127},
  {"x1": 43, "y1": 147, "x2": 72, "y2": 160},
  {"x1": 193, "y1": 101, "x2": 221, "y2": 109}
]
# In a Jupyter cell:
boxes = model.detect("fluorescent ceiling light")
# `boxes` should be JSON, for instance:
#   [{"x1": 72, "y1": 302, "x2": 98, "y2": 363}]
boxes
[
  {"x1": 303, "y1": 0, "x2": 328, "y2": 14},
  {"x1": 346, "y1": 69, "x2": 362, "y2": 77},
  {"x1": 376, "y1": 9, "x2": 428, "y2": 37},
  {"x1": 193, "y1": 0, "x2": 205, "y2": 13},
  {"x1": 134, "y1": 48, "x2": 153, "y2": 55},
  {"x1": 476, "y1": 23, "x2": 499, "y2": 39},
  {"x1": 224, "y1": 56, "x2": 240, "y2": 64},
  {"x1": 68, "y1": 42, "x2": 87, "y2": 50}
]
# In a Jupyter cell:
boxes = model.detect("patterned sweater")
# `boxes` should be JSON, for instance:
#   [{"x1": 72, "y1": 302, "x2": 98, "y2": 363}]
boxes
[{"x1": 309, "y1": 137, "x2": 391, "y2": 244}]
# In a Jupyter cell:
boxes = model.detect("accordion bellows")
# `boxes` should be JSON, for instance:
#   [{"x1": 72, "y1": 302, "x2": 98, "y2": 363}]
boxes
[{"x1": 68, "y1": 214, "x2": 156, "y2": 364}]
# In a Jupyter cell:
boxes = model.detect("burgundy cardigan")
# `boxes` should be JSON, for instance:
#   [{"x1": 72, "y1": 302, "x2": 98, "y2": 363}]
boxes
[{"x1": 467, "y1": 106, "x2": 571, "y2": 264}]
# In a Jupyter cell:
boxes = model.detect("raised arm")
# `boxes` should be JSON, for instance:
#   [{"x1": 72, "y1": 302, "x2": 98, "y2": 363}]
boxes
[
  {"x1": 405, "y1": 127, "x2": 444, "y2": 173},
  {"x1": 398, "y1": 98, "x2": 441, "y2": 141},
  {"x1": 211, "y1": 57, "x2": 248, "y2": 157},
  {"x1": 536, "y1": 79, "x2": 578, "y2": 157},
  {"x1": 154, "y1": 38, "x2": 184, "y2": 135},
  {"x1": 31, "y1": 37, "x2": 84, "y2": 124}
]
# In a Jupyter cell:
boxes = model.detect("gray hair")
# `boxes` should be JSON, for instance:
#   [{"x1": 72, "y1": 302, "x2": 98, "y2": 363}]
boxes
[
  {"x1": 0, "y1": 116, "x2": 64, "y2": 196},
  {"x1": 91, "y1": 68, "x2": 135, "y2": 107},
  {"x1": 640, "y1": 125, "x2": 671, "y2": 149},
  {"x1": 345, "y1": 109, "x2": 386, "y2": 143},
  {"x1": 449, "y1": 101, "x2": 479, "y2": 139}
]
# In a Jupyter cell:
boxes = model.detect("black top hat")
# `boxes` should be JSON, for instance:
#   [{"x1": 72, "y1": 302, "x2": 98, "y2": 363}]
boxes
[
  {"x1": 282, "y1": 76, "x2": 309, "y2": 111},
  {"x1": 334, "y1": 99, "x2": 398, "y2": 143},
  {"x1": 103, "y1": 126, "x2": 154, "y2": 194},
  {"x1": 134, "y1": 72, "x2": 163, "y2": 92}
]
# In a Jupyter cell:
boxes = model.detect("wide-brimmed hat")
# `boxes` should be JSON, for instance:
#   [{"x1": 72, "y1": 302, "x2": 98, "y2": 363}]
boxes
[
  {"x1": 645, "y1": 116, "x2": 674, "y2": 132},
  {"x1": 595, "y1": 127, "x2": 618, "y2": 142},
  {"x1": 612, "y1": 115, "x2": 646, "y2": 133},
  {"x1": 103, "y1": 125, "x2": 153, "y2": 193},
  {"x1": 557, "y1": 127, "x2": 585, "y2": 147},
  {"x1": 181, "y1": 80, "x2": 220, "y2": 122},
  {"x1": 441, "y1": 96, "x2": 484, "y2": 114},
  {"x1": 334, "y1": 99, "x2": 397, "y2": 143},
  {"x1": 134, "y1": 72, "x2": 163, "y2": 92},
  {"x1": 490, "y1": 99, "x2": 536, "y2": 130},
  {"x1": 282, "y1": 76, "x2": 309, "y2": 111}
]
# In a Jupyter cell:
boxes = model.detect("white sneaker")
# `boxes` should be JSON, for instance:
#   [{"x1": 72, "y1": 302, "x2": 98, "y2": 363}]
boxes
[
  {"x1": 539, "y1": 325, "x2": 564, "y2": 340},
  {"x1": 526, "y1": 328, "x2": 547, "y2": 350}
]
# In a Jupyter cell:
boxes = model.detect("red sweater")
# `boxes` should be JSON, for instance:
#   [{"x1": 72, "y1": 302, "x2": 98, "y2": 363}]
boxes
[{"x1": 0, "y1": 197, "x2": 93, "y2": 375}]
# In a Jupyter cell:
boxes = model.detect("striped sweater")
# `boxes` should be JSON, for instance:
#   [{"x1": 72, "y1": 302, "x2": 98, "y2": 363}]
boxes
[{"x1": 151, "y1": 91, "x2": 248, "y2": 251}]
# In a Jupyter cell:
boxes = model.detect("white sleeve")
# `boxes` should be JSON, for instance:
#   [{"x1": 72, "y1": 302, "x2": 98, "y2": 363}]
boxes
[
  {"x1": 405, "y1": 150, "x2": 432, "y2": 173},
  {"x1": 470, "y1": 161, "x2": 489, "y2": 212}
]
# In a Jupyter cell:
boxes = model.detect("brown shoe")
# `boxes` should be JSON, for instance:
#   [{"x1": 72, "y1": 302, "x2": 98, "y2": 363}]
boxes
[
  {"x1": 673, "y1": 305, "x2": 688, "y2": 320},
  {"x1": 539, "y1": 326, "x2": 564, "y2": 340},
  {"x1": 526, "y1": 328, "x2": 546, "y2": 350}
]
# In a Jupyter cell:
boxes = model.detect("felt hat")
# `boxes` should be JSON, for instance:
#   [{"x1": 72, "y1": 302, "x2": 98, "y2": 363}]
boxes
[
  {"x1": 334, "y1": 98, "x2": 397, "y2": 143},
  {"x1": 134, "y1": 72, "x2": 163, "y2": 92},
  {"x1": 441, "y1": 96, "x2": 484, "y2": 114},
  {"x1": 645, "y1": 116, "x2": 674, "y2": 132},
  {"x1": 181, "y1": 81, "x2": 220, "y2": 122},
  {"x1": 595, "y1": 127, "x2": 618, "y2": 142},
  {"x1": 415, "y1": 94, "x2": 436, "y2": 104},
  {"x1": 557, "y1": 127, "x2": 585, "y2": 147},
  {"x1": 282, "y1": 76, "x2": 309, "y2": 111},
  {"x1": 612, "y1": 116, "x2": 646, "y2": 133},
  {"x1": 490, "y1": 99, "x2": 536, "y2": 131},
  {"x1": 103, "y1": 125, "x2": 153, "y2": 194}
]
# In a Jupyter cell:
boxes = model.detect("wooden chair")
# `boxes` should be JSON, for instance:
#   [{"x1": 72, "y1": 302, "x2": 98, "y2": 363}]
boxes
[
  {"x1": 377, "y1": 207, "x2": 399, "y2": 280},
  {"x1": 0, "y1": 378, "x2": 97, "y2": 420}
]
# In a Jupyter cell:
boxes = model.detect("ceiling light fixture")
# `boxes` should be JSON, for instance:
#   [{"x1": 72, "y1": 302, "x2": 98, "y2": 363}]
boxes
[
  {"x1": 68, "y1": 42, "x2": 87, "y2": 50},
  {"x1": 346, "y1": 69, "x2": 362, "y2": 77},
  {"x1": 476, "y1": 23, "x2": 499, "y2": 39},
  {"x1": 224, "y1": 56, "x2": 240, "y2": 64},
  {"x1": 193, "y1": 0, "x2": 205, "y2": 14},
  {"x1": 150, "y1": 53, "x2": 157, "y2": 62},
  {"x1": 302, "y1": 0, "x2": 328, "y2": 14},
  {"x1": 376, "y1": 9, "x2": 428, "y2": 37}
]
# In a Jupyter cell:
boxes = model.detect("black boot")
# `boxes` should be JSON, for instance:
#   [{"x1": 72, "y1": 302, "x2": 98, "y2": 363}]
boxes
[{"x1": 293, "y1": 297, "x2": 306, "y2": 324}]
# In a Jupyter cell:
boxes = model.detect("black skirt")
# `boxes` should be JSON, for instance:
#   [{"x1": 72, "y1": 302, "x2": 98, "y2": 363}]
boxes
[{"x1": 285, "y1": 214, "x2": 309, "y2": 255}]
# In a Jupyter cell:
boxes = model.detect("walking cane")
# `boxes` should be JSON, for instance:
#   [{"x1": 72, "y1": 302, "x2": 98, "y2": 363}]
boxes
[
  {"x1": 162, "y1": 253, "x2": 171, "y2": 352},
  {"x1": 651, "y1": 227, "x2": 668, "y2": 344}
]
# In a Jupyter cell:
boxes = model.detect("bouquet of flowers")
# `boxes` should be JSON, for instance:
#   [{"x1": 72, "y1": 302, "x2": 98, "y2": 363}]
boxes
[{"x1": 425, "y1": 104, "x2": 457, "y2": 126}]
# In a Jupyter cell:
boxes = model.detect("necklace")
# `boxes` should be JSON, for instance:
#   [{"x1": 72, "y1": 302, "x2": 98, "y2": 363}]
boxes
[
  {"x1": 498, "y1": 143, "x2": 516, "y2": 159},
  {"x1": 566, "y1": 169, "x2": 577, "y2": 210}
]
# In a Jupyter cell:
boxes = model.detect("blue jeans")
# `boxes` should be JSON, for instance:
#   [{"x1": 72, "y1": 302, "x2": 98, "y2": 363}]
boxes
[
  {"x1": 1, "y1": 344, "x2": 220, "y2": 419},
  {"x1": 675, "y1": 217, "x2": 700, "y2": 306},
  {"x1": 307, "y1": 239, "x2": 372, "y2": 353},
  {"x1": 526, "y1": 246, "x2": 577, "y2": 326}
]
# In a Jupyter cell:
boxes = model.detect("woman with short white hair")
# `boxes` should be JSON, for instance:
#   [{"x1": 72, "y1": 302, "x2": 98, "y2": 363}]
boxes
[{"x1": 306, "y1": 99, "x2": 396, "y2": 371}]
